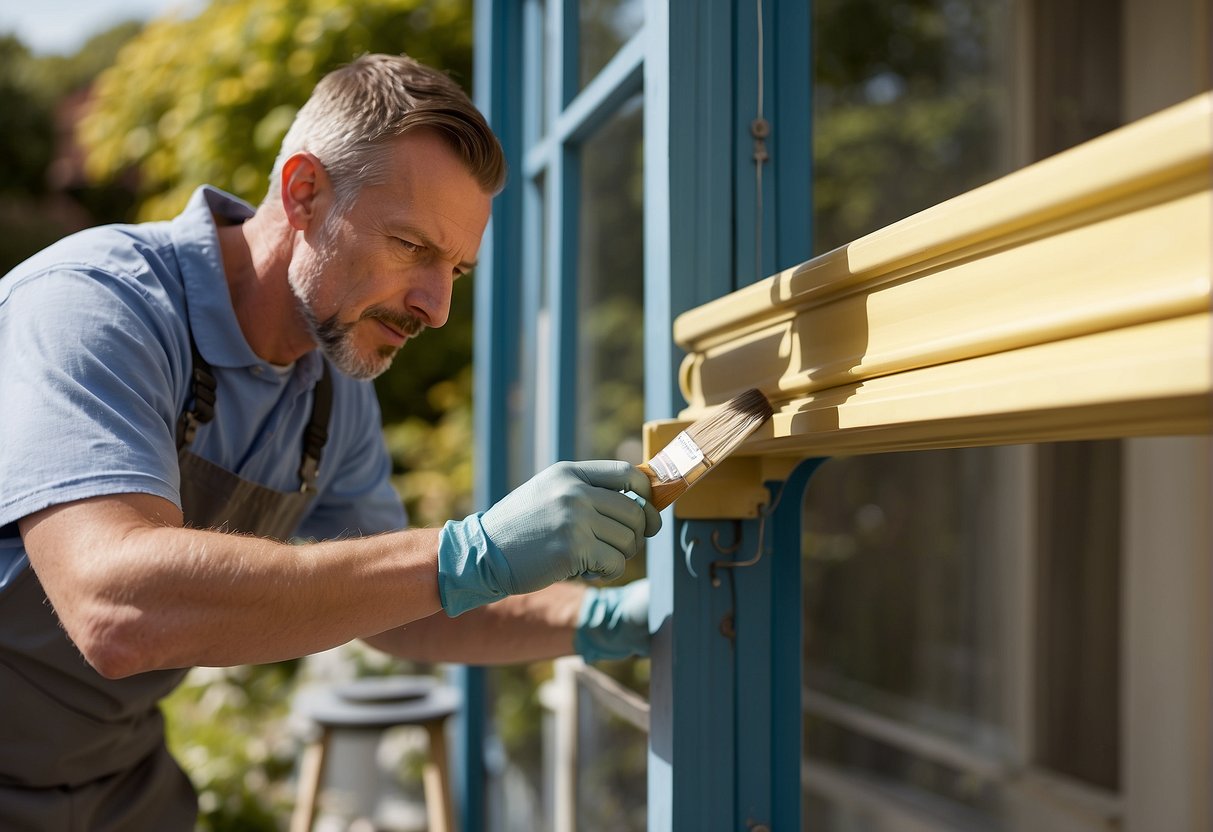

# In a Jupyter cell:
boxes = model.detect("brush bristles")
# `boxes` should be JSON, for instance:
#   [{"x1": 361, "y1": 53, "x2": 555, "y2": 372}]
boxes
[
  {"x1": 639, "y1": 388, "x2": 773, "y2": 510},
  {"x1": 684, "y1": 388, "x2": 773, "y2": 464}
]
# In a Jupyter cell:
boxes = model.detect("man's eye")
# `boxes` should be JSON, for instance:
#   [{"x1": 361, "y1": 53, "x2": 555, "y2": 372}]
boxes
[{"x1": 399, "y1": 239, "x2": 422, "y2": 253}]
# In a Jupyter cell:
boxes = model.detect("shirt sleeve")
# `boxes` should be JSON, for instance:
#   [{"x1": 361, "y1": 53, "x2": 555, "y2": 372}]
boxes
[
  {"x1": 295, "y1": 378, "x2": 408, "y2": 540},
  {"x1": 0, "y1": 268, "x2": 186, "y2": 529}
]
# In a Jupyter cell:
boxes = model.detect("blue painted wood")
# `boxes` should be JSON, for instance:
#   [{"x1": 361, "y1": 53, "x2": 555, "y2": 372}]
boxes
[
  {"x1": 469, "y1": 2, "x2": 525, "y2": 830},
  {"x1": 518, "y1": 170, "x2": 543, "y2": 476},
  {"x1": 648, "y1": 1, "x2": 740, "y2": 830},
  {"x1": 731, "y1": 512, "x2": 773, "y2": 828},
  {"x1": 641, "y1": 1, "x2": 678, "y2": 828},
  {"x1": 773, "y1": 0, "x2": 813, "y2": 271},
  {"x1": 559, "y1": 0, "x2": 578, "y2": 110},
  {"x1": 733, "y1": 460, "x2": 826, "y2": 829},
  {"x1": 481, "y1": 1, "x2": 814, "y2": 829},
  {"x1": 676, "y1": 520, "x2": 741, "y2": 830},
  {"x1": 523, "y1": 31, "x2": 644, "y2": 178},
  {"x1": 560, "y1": 33, "x2": 645, "y2": 144},
  {"x1": 447, "y1": 665, "x2": 485, "y2": 832},
  {"x1": 654, "y1": 1, "x2": 815, "y2": 828},
  {"x1": 769, "y1": 459, "x2": 827, "y2": 827},
  {"x1": 732, "y1": 0, "x2": 769, "y2": 287}
]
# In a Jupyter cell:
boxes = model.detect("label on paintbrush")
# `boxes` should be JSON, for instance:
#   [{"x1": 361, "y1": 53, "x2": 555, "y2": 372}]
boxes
[{"x1": 647, "y1": 431, "x2": 706, "y2": 483}]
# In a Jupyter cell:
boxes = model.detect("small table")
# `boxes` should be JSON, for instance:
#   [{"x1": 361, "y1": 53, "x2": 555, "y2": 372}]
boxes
[{"x1": 290, "y1": 676, "x2": 462, "y2": 832}]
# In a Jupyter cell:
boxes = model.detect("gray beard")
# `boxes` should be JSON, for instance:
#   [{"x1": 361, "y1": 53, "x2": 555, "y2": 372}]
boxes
[
  {"x1": 295, "y1": 301, "x2": 424, "y2": 380},
  {"x1": 285, "y1": 218, "x2": 424, "y2": 379}
]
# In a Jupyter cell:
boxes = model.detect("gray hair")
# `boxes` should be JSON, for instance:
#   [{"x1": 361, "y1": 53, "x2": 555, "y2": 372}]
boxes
[{"x1": 267, "y1": 53, "x2": 506, "y2": 216}]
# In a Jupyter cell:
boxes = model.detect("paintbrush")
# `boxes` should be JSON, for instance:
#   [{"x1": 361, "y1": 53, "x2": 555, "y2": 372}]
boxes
[{"x1": 638, "y1": 388, "x2": 773, "y2": 511}]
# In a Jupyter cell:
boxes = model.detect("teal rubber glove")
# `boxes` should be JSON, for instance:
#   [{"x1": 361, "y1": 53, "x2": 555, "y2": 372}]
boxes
[
  {"x1": 574, "y1": 578, "x2": 651, "y2": 663},
  {"x1": 438, "y1": 461, "x2": 661, "y2": 616}
]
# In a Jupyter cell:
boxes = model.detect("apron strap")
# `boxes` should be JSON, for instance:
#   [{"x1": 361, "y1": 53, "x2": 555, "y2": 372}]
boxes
[
  {"x1": 298, "y1": 364, "x2": 332, "y2": 493},
  {"x1": 175, "y1": 337, "x2": 216, "y2": 450},
  {"x1": 175, "y1": 335, "x2": 333, "y2": 492}
]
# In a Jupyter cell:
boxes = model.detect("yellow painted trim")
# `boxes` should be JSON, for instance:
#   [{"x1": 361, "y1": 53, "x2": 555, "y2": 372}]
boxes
[
  {"x1": 745, "y1": 312, "x2": 1211, "y2": 458},
  {"x1": 665, "y1": 91, "x2": 1212, "y2": 468}
]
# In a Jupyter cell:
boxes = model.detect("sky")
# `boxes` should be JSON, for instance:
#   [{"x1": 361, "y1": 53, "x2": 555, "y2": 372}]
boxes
[{"x1": 0, "y1": 0, "x2": 201, "y2": 55}]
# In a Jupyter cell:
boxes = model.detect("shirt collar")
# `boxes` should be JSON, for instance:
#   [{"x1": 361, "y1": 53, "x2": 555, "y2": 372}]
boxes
[{"x1": 170, "y1": 185, "x2": 323, "y2": 385}]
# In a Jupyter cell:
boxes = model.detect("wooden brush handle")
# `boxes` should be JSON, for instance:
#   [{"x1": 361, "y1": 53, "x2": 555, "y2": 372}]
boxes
[{"x1": 637, "y1": 463, "x2": 689, "y2": 512}]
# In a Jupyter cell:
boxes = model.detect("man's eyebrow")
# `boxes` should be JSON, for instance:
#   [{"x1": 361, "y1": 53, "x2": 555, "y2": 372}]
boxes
[{"x1": 397, "y1": 225, "x2": 479, "y2": 271}]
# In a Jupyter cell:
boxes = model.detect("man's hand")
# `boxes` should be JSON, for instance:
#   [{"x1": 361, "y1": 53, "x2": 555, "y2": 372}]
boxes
[
  {"x1": 574, "y1": 578, "x2": 650, "y2": 663},
  {"x1": 437, "y1": 461, "x2": 661, "y2": 616}
]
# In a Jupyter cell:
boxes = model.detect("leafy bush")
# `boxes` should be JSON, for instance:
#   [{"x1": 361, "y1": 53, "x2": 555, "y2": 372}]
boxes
[{"x1": 80, "y1": 0, "x2": 473, "y2": 222}]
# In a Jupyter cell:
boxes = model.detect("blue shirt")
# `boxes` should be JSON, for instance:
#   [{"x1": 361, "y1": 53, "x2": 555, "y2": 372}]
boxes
[{"x1": 0, "y1": 186, "x2": 407, "y2": 587}]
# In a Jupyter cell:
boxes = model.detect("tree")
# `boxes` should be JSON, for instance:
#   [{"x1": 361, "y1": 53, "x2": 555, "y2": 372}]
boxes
[
  {"x1": 0, "y1": 36, "x2": 56, "y2": 197},
  {"x1": 80, "y1": 0, "x2": 473, "y2": 223}
]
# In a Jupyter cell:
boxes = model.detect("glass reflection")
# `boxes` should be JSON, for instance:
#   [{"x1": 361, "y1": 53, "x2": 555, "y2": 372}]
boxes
[
  {"x1": 812, "y1": 0, "x2": 1015, "y2": 254},
  {"x1": 579, "y1": 0, "x2": 644, "y2": 90},
  {"x1": 575, "y1": 685, "x2": 647, "y2": 831},
  {"x1": 575, "y1": 94, "x2": 644, "y2": 465}
]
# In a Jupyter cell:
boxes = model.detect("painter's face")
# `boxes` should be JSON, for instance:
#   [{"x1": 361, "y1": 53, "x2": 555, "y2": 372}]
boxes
[{"x1": 288, "y1": 129, "x2": 491, "y2": 379}]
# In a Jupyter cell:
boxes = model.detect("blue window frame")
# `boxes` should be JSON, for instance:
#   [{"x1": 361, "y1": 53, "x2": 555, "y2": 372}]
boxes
[{"x1": 472, "y1": 1, "x2": 812, "y2": 828}]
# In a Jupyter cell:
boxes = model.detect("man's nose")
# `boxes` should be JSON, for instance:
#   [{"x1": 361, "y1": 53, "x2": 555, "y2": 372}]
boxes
[{"x1": 403, "y1": 266, "x2": 453, "y2": 328}]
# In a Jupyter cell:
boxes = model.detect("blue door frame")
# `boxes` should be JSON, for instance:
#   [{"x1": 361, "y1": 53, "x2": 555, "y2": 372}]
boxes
[{"x1": 471, "y1": 1, "x2": 813, "y2": 828}]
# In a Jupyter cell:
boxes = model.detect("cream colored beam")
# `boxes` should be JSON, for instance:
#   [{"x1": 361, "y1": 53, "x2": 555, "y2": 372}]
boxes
[
  {"x1": 744, "y1": 312, "x2": 1210, "y2": 458},
  {"x1": 668, "y1": 92, "x2": 1212, "y2": 467}
]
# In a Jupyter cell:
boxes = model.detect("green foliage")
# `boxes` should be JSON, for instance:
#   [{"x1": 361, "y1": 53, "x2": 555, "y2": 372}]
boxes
[
  {"x1": 383, "y1": 363, "x2": 476, "y2": 528},
  {"x1": 0, "y1": 36, "x2": 56, "y2": 196},
  {"x1": 27, "y1": 21, "x2": 145, "y2": 99},
  {"x1": 162, "y1": 664, "x2": 303, "y2": 831},
  {"x1": 0, "y1": 22, "x2": 144, "y2": 275},
  {"x1": 81, "y1": 0, "x2": 473, "y2": 222},
  {"x1": 375, "y1": 267, "x2": 476, "y2": 426}
]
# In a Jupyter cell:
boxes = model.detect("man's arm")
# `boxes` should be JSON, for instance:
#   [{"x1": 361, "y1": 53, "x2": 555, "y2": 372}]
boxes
[
  {"x1": 19, "y1": 461, "x2": 659, "y2": 679},
  {"x1": 362, "y1": 581, "x2": 586, "y2": 665},
  {"x1": 19, "y1": 492, "x2": 445, "y2": 678}
]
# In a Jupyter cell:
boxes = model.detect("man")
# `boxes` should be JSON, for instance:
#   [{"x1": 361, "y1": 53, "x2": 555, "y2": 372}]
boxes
[{"x1": 0, "y1": 54, "x2": 658, "y2": 828}]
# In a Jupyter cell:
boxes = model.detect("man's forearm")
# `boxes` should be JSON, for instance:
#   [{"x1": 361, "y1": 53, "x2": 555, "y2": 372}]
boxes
[
  {"x1": 363, "y1": 581, "x2": 587, "y2": 665},
  {"x1": 20, "y1": 493, "x2": 446, "y2": 677}
]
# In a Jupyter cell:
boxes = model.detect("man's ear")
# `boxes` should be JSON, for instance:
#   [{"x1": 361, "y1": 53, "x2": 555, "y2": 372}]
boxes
[{"x1": 280, "y1": 152, "x2": 328, "y2": 231}]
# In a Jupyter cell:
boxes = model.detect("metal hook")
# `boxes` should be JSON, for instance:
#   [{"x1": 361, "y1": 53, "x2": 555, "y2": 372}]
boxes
[
  {"x1": 680, "y1": 522, "x2": 702, "y2": 579},
  {"x1": 707, "y1": 481, "x2": 789, "y2": 586},
  {"x1": 710, "y1": 521, "x2": 743, "y2": 555}
]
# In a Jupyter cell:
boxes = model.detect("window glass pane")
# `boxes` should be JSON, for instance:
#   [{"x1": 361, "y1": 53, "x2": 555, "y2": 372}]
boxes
[
  {"x1": 578, "y1": 0, "x2": 643, "y2": 90},
  {"x1": 1033, "y1": 441, "x2": 1121, "y2": 790},
  {"x1": 574, "y1": 94, "x2": 644, "y2": 465},
  {"x1": 510, "y1": 172, "x2": 548, "y2": 490},
  {"x1": 805, "y1": 0, "x2": 1128, "y2": 824},
  {"x1": 488, "y1": 666, "x2": 551, "y2": 831},
  {"x1": 575, "y1": 685, "x2": 647, "y2": 831},
  {"x1": 801, "y1": 449, "x2": 1016, "y2": 832},
  {"x1": 1029, "y1": 0, "x2": 1122, "y2": 158},
  {"x1": 805, "y1": 720, "x2": 1007, "y2": 827},
  {"x1": 812, "y1": 0, "x2": 1016, "y2": 255},
  {"x1": 802, "y1": 450, "x2": 1013, "y2": 747},
  {"x1": 801, "y1": 443, "x2": 1124, "y2": 829}
]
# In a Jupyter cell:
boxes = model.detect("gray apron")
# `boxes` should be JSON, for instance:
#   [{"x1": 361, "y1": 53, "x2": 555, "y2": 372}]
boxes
[{"x1": 0, "y1": 337, "x2": 332, "y2": 830}]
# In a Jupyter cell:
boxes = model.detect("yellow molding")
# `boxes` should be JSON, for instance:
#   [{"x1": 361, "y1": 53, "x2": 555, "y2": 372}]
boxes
[
  {"x1": 742, "y1": 312, "x2": 1211, "y2": 458},
  {"x1": 683, "y1": 185, "x2": 1211, "y2": 408},
  {"x1": 676, "y1": 92, "x2": 1213, "y2": 353},
  {"x1": 652, "y1": 93, "x2": 1212, "y2": 513}
]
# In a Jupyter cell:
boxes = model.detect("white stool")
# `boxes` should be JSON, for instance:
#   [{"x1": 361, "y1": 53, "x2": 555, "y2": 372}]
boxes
[{"x1": 290, "y1": 676, "x2": 461, "y2": 832}]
